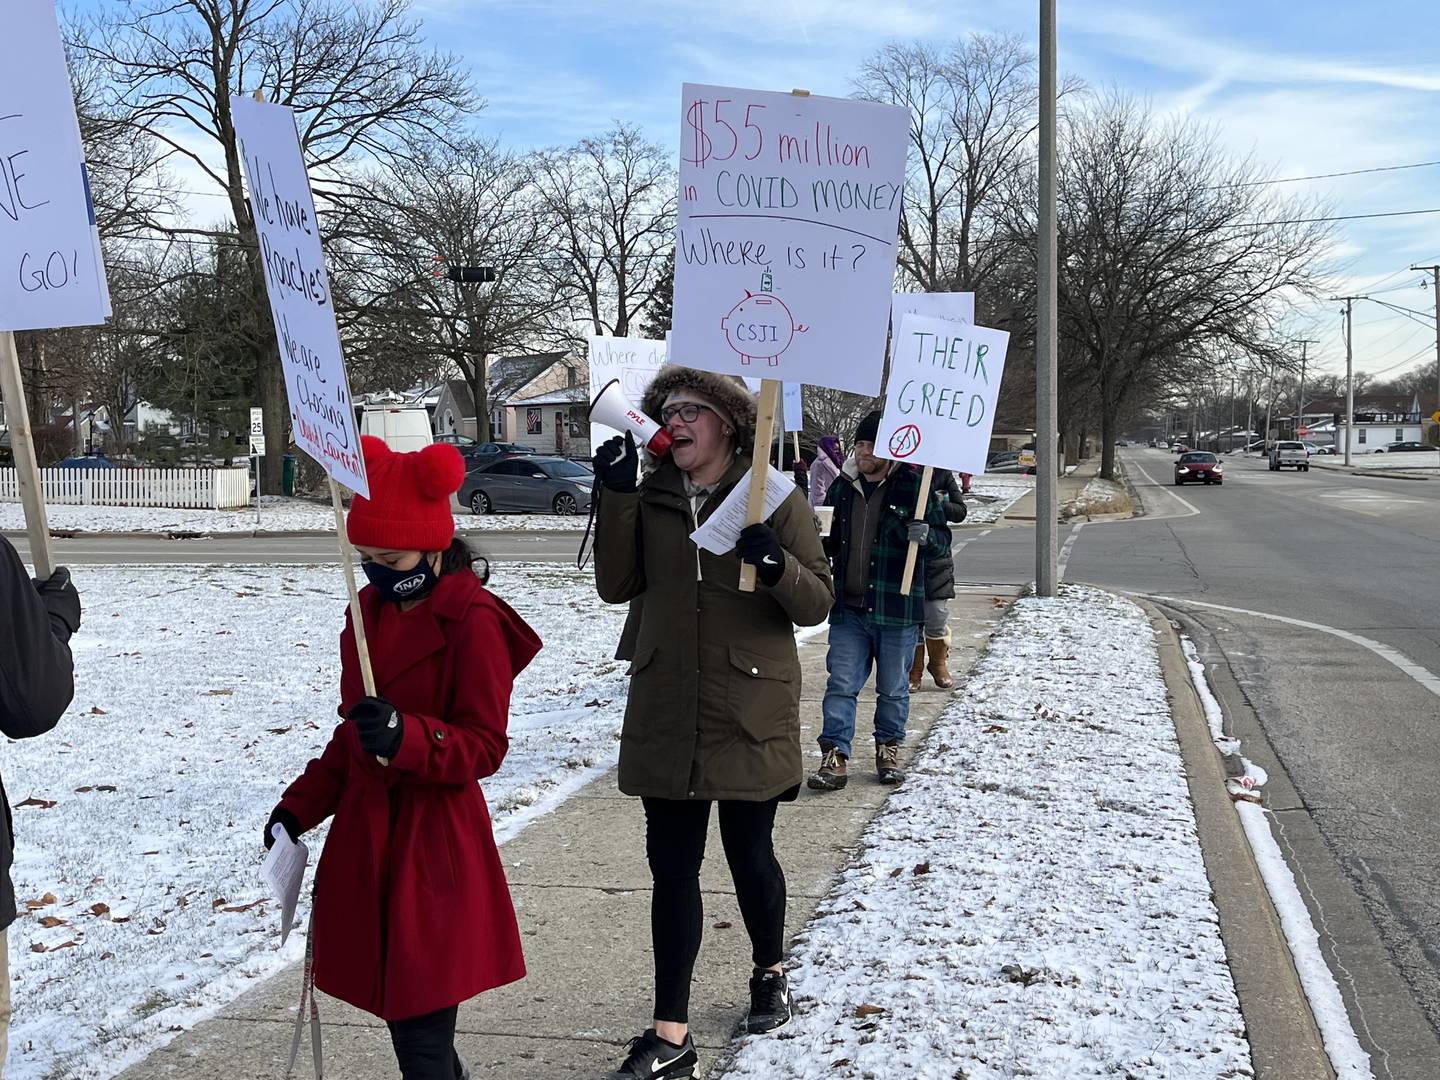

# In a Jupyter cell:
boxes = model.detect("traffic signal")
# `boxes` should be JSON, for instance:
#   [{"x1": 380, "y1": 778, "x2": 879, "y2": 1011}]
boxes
[{"x1": 445, "y1": 265, "x2": 496, "y2": 283}]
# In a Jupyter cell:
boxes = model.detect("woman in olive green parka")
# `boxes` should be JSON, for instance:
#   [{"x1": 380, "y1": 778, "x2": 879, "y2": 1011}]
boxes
[{"x1": 592, "y1": 367, "x2": 833, "y2": 1080}]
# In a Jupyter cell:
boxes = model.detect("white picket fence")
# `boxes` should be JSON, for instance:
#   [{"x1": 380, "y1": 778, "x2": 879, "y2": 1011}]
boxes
[{"x1": 0, "y1": 467, "x2": 251, "y2": 510}]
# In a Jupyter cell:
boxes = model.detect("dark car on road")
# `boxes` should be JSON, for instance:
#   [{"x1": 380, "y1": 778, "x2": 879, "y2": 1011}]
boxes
[
  {"x1": 1377, "y1": 441, "x2": 1432, "y2": 453},
  {"x1": 1175, "y1": 451, "x2": 1223, "y2": 486},
  {"x1": 460, "y1": 455, "x2": 593, "y2": 515}
]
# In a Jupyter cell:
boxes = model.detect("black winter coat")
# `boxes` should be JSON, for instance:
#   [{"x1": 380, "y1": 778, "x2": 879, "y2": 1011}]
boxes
[
  {"x1": 0, "y1": 538, "x2": 76, "y2": 930},
  {"x1": 925, "y1": 470, "x2": 967, "y2": 601}
]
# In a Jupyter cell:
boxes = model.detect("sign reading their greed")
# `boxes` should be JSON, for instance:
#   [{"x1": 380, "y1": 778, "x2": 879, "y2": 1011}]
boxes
[
  {"x1": 874, "y1": 313, "x2": 1011, "y2": 476},
  {"x1": 0, "y1": 0, "x2": 110, "y2": 330},
  {"x1": 231, "y1": 95, "x2": 368, "y2": 498},
  {"x1": 670, "y1": 84, "x2": 909, "y2": 396}
]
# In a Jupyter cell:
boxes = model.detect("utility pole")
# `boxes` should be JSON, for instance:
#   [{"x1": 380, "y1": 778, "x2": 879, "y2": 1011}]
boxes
[
  {"x1": 1332, "y1": 296, "x2": 1367, "y2": 466},
  {"x1": 1410, "y1": 264, "x2": 1440, "y2": 442},
  {"x1": 1035, "y1": 0, "x2": 1058, "y2": 596},
  {"x1": 1293, "y1": 339, "x2": 1316, "y2": 441}
]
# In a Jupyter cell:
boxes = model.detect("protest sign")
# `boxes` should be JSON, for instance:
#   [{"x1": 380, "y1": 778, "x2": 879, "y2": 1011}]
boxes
[
  {"x1": 588, "y1": 335, "x2": 668, "y2": 453},
  {"x1": 742, "y1": 378, "x2": 803, "y2": 433},
  {"x1": 671, "y1": 85, "x2": 908, "y2": 397},
  {"x1": 874, "y1": 313, "x2": 1011, "y2": 592},
  {"x1": 234, "y1": 93, "x2": 377, "y2": 709},
  {"x1": 231, "y1": 95, "x2": 368, "y2": 499},
  {"x1": 891, "y1": 291, "x2": 975, "y2": 333},
  {"x1": 875, "y1": 314, "x2": 1011, "y2": 477},
  {"x1": 0, "y1": 0, "x2": 110, "y2": 331}
]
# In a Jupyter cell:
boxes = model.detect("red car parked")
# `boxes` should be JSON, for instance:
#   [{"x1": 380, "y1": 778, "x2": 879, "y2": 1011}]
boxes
[{"x1": 1175, "y1": 451, "x2": 1223, "y2": 486}]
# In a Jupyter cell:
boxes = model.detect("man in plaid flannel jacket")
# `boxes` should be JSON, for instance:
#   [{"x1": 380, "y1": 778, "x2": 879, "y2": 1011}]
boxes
[{"x1": 809, "y1": 411, "x2": 951, "y2": 790}]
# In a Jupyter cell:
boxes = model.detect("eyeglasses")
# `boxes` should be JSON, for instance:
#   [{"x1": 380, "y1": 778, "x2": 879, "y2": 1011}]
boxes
[{"x1": 660, "y1": 402, "x2": 715, "y2": 425}]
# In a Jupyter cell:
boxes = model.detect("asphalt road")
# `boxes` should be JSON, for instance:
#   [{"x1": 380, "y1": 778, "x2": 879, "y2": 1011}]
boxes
[{"x1": 8, "y1": 453, "x2": 1440, "y2": 1071}]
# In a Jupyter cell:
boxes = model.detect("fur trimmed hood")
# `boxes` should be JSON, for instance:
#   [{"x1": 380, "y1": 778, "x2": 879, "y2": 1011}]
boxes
[{"x1": 639, "y1": 366, "x2": 758, "y2": 452}]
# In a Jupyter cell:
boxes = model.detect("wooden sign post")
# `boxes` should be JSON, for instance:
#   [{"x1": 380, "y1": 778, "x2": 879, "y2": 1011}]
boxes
[
  {"x1": 0, "y1": 331, "x2": 53, "y2": 578},
  {"x1": 898, "y1": 465, "x2": 933, "y2": 595},
  {"x1": 738, "y1": 378, "x2": 782, "y2": 592}
]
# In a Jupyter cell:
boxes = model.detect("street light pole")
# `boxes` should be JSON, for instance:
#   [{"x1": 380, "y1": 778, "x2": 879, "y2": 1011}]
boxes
[
  {"x1": 1410, "y1": 263, "x2": 1440, "y2": 439},
  {"x1": 1329, "y1": 297, "x2": 1369, "y2": 465},
  {"x1": 1035, "y1": 0, "x2": 1058, "y2": 596}
]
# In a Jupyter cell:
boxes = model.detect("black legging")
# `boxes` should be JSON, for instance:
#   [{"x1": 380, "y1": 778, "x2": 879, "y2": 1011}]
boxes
[
  {"x1": 387, "y1": 1005, "x2": 463, "y2": 1080},
  {"x1": 642, "y1": 796, "x2": 787, "y2": 1023}
]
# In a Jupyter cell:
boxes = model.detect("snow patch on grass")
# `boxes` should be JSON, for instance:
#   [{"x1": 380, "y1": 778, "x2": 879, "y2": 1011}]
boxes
[{"x1": 721, "y1": 585, "x2": 1252, "y2": 1080}]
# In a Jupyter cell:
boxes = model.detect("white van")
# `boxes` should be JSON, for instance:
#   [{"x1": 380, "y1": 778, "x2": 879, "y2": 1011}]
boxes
[{"x1": 359, "y1": 404, "x2": 434, "y2": 453}]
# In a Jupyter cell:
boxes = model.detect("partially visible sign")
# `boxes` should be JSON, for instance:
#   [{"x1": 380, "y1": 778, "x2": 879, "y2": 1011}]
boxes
[
  {"x1": 0, "y1": 0, "x2": 111, "y2": 330},
  {"x1": 742, "y1": 378, "x2": 804, "y2": 433},
  {"x1": 588, "y1": 335, "x2": 668, "y2": 453},
  {"x1": 890, "y1": 292, "x2": 975, "y2": 334},
  {"x1": 231, "y1": 96, "x2": 367, "y2": 498},
  {"x1": 873, "y1": 313, "x2": 1011, "y2": 476},
  {"x1": 1019, "y1": 449, "x2": 1036, "y2": 469},
  {"x1": 671, "y1": 84, "x2": 909, "y2": 396},
  {"x1": 1297, "y1": 425, "x2": 1309, "y2": 438}
]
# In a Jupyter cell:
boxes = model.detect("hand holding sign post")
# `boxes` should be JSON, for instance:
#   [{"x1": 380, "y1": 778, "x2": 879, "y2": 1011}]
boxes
[{"x1": 875, "y1": 313, "x2": 1011, "y2": 592}]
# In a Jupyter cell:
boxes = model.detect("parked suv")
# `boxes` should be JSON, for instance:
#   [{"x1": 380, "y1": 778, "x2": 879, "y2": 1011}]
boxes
[{"x1": 1269, "y1": 440, "x2": 1309, "y2": 472}]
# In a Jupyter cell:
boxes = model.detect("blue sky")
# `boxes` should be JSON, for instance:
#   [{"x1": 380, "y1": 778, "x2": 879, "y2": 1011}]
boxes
[{"x1": 84, "y1": 0, "x2": 1440, "y2": 382}]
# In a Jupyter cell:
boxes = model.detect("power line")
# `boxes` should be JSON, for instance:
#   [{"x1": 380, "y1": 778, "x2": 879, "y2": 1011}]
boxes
[{"x1": 1213, "y1": 159, "x2": 1440, "y2": 190}]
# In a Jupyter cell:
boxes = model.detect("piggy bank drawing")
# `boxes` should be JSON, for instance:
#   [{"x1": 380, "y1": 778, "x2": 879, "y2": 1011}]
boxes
[{"x1": 721, "y1": 291, "x2": 808, "y2": 367}]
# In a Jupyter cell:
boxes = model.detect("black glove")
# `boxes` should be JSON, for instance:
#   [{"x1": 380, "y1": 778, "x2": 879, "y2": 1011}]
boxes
[
  {"x1": 350, "y1": 696, "x2": 403, "y2": 758},
  {"x1": 736, "y1": 523, "x2": 786, "y2": 587},
  {"x1": 905, "y1": 521, "x2": 930, "y2": 546},
  {"x1": 264, "y1": 806, "x2": 302, "y2": 850},
  {"x1": 33, "y1": 566, "x2": 81, "y2": 643},
  {"x1": 592, "y1": 433, "x2": 639, "y2": 493}
]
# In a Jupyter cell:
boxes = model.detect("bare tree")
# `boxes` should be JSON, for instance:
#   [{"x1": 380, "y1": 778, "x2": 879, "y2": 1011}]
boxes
[
  {"x1": 76, "y1": 0, "x2": 473, "y2": 490},
  {"x1": 855, "y1": 34, "x2": 1063, "y2": 294},
  {"x1": 336, "y1": 139, "x2": 573, "y2": 435},
  {"x1": 1037, "y1": 92, "x2": 1334, "y2": 477},
  {"x1": 534, "y1": 124, "x2": 675, "y2": 337}
]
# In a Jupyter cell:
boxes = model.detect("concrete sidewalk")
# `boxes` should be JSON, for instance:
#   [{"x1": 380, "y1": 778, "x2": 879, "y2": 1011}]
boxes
[
  {"x1": 995, "y1": 460, "x2": 1097, "y2": 525},
  {"x1": 118, "y1": 586, "x2": 1021, "y2": 1080}
]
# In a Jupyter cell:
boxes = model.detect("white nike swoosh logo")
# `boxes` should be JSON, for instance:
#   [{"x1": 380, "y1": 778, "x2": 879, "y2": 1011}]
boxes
[
  {"x1": 652, "y1": 1051, "x2": 688, "y2": 1072},
  {"x1": 762, "y1": 555, "x2": 780, "y2": 565}
]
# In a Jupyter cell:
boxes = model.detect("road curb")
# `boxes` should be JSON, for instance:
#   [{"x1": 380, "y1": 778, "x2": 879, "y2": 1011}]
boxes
[
  {"x1": 1138, "y1": 600, "x2": 1335, "y2": 1080},
  {"x1": 1310, "y1": 460, "x2": 1436, "y2": 480}
]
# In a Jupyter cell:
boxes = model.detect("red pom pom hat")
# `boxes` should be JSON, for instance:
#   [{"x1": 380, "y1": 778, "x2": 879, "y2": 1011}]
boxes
[{"x1": 346, "y1": 436, "x2": 466, "y2": 552}]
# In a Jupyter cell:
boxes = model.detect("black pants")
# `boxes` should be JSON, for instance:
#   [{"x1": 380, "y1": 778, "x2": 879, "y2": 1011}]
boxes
[
  {"x1": 387, "y1": 1005, "x2": 462, "y2": 1080},
  {"x1": 642, "y1": 796, "x2": 787, "y2": 1024}
]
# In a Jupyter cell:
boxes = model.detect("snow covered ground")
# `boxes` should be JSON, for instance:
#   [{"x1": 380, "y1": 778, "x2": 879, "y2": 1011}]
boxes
[
  {"x1": 0, "y1": 499, "x2": 584, "y2": 535},
  {"x1": 963, "y1": 475, "x2": 1032, "y2": 525},
  {"x1": 4, "y1": 562, "x2": 627, "y2": 1080},
  {"x1": 722, "y1": 585, "x2": 1253, "y2": 1080}
]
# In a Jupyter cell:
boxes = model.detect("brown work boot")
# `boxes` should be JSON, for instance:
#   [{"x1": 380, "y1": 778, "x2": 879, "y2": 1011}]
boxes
[
  {"x1": 908, "y1": 642, "x2": 925, "y2": 692},
  {"x1": 876, "y1": 742, "x2": 905, "y2": 785},
  {"x1": 926, "y1": 636, "x2": 955, "y2": 690},
  {"x1": 807, "y1": 746, "x2": 848, "y2": 791}
]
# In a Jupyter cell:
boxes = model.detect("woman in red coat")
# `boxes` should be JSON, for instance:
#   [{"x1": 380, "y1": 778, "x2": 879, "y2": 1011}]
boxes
[{"x1": 264, "y1": 437, "x2": 541, "y2": 1080}]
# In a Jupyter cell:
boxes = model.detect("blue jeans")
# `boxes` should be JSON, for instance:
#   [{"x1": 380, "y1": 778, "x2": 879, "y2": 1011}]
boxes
[{"x1": 820, "y1": 609, "x2": 919, "y2": 761}]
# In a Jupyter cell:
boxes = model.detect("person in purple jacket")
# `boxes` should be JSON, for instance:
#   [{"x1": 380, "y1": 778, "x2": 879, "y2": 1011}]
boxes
[{"x1": 808, "y1": 434, "x2": 843, "y2": 507}]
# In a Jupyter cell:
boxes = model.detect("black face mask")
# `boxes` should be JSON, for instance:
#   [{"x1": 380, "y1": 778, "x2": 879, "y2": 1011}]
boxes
[{"x1": 362, "y1": 557, "x2": 438, "y2": 603}]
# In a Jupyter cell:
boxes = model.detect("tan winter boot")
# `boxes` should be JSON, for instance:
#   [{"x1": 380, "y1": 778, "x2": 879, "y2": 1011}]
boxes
[
  {"x1": 926, "y1": 635, "x2": 955, "y2": 690},
  {"x1": 908, "y1": 642, "x2": 926, "y2": 692}
]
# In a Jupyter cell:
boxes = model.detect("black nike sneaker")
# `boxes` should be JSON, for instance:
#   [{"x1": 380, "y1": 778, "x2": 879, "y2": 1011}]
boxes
[
  {"x1": 605, "y1": 1029, "x2": 698, "y2": 1079},
  {"x1": 746, "y1": 967, "x2": 793, "y2": 1033}
]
